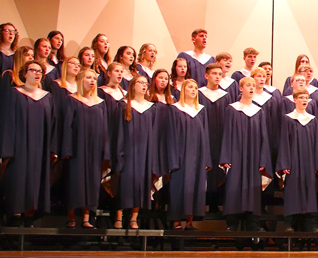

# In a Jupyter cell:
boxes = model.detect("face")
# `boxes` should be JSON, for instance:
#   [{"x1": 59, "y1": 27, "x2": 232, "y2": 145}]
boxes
[
  {"x1": 83, "y1": 71, "x2": 97, "y2": 93},
  {"x1": 184, "y1": 82, "x2": 198, "y2": 100},
  {"x1": 82, "y1": 49, "x2": 95, "y2": 67},
  {"x1": 299, "y1": 68, "x2": 313, "y2": 82},
  {"x1": 291, "y1": 75, "x2": 306, "y2": 90},
  {"x1": 217, "y1": 58, "x2": 232, "y2": 73},
  {"x1": 50, "y1": 34, "x2": 63, "y2": 50},
  {"x1": 2, "y1": 24, "x2": 16, "y2": 44},
  {"x1": 67, "y1": 58, "x2": 80, "y2": 76},
  {"x1": 294, "y1": 94, "x2": 309, "y2": 110},
  {"x1": 205, "y1": 68, "x2": 222, "y2": 86},
  {"x1": 134, "y1": 77, "x2": 148, "y2": 95},
  {"x1": 244, "y1": 54, "x2": 257, "y2": 68},
  {"x1": 37, "y1": 40, "x2": 51, "y2": 58},
  {"x1": 261, "y1": 65, "x2": 272, "y2": 81},
  {"x1": 97, "y1": 35, "x2": 109, "y2": 55},
  {"x1": 176, "y1": 60, "x2": 187, "y2": 77},
  {"x1": 121, "y1": 47, "x2": 134, "y2": 67},
  {"x1": 253, "y1": 72, "x2": 266, "y2": 89},
  {"x1": 108, "y1": 65, "x2": 123, "y2": 84},
  {"x1": 155, "y1": 72, "x2": 169, "y2": 92},
  {"x1": 300, "y1": 56, "x2": 309, "y2": 65},
  {"x1": 239, "y1": 82, "x2": 255, "y2": 98},
  {"x1": 144, "y1": 45, "x2": 156, "y2": 62},
  {"x1": 192, "y1": 32, "x2": 207, "y2": 49},
  {"x1": 24, "y1": 49, "x2": 34, "y2": 62},
  {"x1": 25, "y1": 63, "x2": 43, "y2": 85}
]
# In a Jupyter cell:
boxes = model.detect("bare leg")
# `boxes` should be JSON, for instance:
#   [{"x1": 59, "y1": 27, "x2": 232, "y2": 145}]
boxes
[
  {"x1": 130, "y1": 207, "x2": 139, "y2": 229},
  {"x1": 114, "y1": 209, "x2": 123, "y2": 229},
  {"x1": 67, "y1": 209, "x2": 75, "y2": 228},
  {"x1": 173, "y1": 219, "x2": 182, "y2": 229},
  {"x1": 82, "y1": 208, "x2": 93, "y2": 228}
]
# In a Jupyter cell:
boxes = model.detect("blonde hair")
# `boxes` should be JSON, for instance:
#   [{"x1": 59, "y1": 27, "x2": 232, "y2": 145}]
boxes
[
  {"x1": 137, "y1": 43, "x2": 157, "y2": 69},
  {"x1": 179, "y1": 79, "x2": 199, "y2": 110},
  {"x1": 251, "y1": 67, "x2": 266, "y2": 77},
  {"x1": 239, "y1": 77, "x2": 256, "y2": 88},
  {"x1": 75, "y1": 69, "x2": 99, "y2": 102},
  {"x1": 60, "y1": 56, "x2": 79, "y2": 88}
]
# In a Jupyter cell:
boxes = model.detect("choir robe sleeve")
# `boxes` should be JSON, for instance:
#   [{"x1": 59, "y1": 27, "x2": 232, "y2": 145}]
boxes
[
  {"x1": 50, "y1": 94, "x2": 58, "y2": 156},
  {"x1": 114, "y1": 101, "x2": 126, "y2": 173},
  {"x1": 101, "y1": 101, "x2": 110, "y2": 161},
  {"x1": 282, "y1": 77, "x2": 291, "y2": 96},
  {"x1": 61, "y1": 97, "x2": 75, "y2": 158},
  {"x1": 202, "y1": 108, "x2": 213, "y2": 170},
  {"x1": 219, "y1": 106, "x2": 234, "y2": 167}
]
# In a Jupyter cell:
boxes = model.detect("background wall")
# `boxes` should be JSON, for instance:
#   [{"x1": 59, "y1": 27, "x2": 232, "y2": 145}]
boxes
[{"x1": 1, "y1": 0, "x2": 317, "y2": 92}]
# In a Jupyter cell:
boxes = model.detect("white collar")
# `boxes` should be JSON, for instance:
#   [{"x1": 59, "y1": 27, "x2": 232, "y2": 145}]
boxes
[
  {"x1": 131, "y1": 99, "x2": 154, "y2": 113},
  {"x1": 176, "y1": 81, "x2": 182, "y2": 91},
  {"x1": 230, "y1": 101, "x2": 261, "y2": 117},
  {"x1": 199, "y1": 87, "x2": 228, "y2": 102},
  {"x1": 306, "y1": 84, "x2": 318, "y2": 95},
  {"x1": 240, "y1": 68, "x2": 251, "y2": 77},
  {"x1": 252, "y1": 91, "x2": 272, "y2": 106},
  {"x1": 264, "y1": 85, "x2": 277, "y2": 93},
  {"x1": 286, "y1": 110, "x2": 315, "y2": 126},
  {"x1": 219, "y1": 76, "x2": 235, "y2": 90},
  {"x1": 285, "y1": 95, "x2": 312, "y2": 103},
  {"x1": 46, "y1": 64, "x2": 55, "y2": 74},
  {"x1": 101, "y1": 87, "x2": 126, "y2": 101},
  {"x1": 157, "y1": 94, "x2": 167, "y2": 104},
  {"x1": 51, "y1": 55, "x2": 58, "y2": 65},
  {"x1": 123, "y1": 69, "x2": 133, "y2": 81},
  {"x1": 173, "y1": 102, "x2": 204, "y2": 118},
  {"x1": 185, "y1": 50, "x2": 212, "y2": 65},
  {"x1": 138, "y1": 63, "x2": 154, "y2": 78}
]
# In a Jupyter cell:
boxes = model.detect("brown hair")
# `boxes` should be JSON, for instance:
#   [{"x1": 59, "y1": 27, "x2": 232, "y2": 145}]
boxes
[
  {"x1": 170, "y1": 58, "x2": 191, "y2": 89},
  {"x1": 293, "y1": 88, "x2": 309, "y2": 99},
  {"x1": 34, "y1": 38, "x2": 51, "y2": 62},
  {"x1": 47, "y1": 30, "x2": 65, "y2": 62},
  {"x1": 243, "y1": 47, "x2": 259, "y2": 57},
  {"x1": 19, "y1": 60, "x2": 46, "y2": 88},
  {"x1": 148, "y1": 69, "x2": 174, "y2": 104},
  {"x1": 205, "y1": 63, "x2": 222, "y2": 74},
  {"x1": 191, "y1": 28, "x2": 207, "y2": 38},
  {"x1": 113, "y1": 46, "x2": 138, "y2": 77},
  {"x1": 294, "y1": 54, "x2": 310, "y2": 74},
  {"x1": 106, "y1": 62, "x2": 126, "y2": 98},
  {"x1": 291, "y1": 73, "x2": 304, "y2": 83},
  {"x1": 91, "y1": 33, "x2": 111, "y2": 74},
  {"x1": 0, "y1": 22, "x2": 19, "y2": 51},
  {"x1": 215, "y1": 52, "x2": 232, "y2": 62}
]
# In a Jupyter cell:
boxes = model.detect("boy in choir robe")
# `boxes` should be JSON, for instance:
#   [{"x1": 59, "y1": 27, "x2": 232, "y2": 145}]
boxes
[
  {"x1": 219, "y1": 77, "x2": 273, "y2": 232},
  {"x1": 177, "y1": 29, "x2": 215, "y2": 87},
  {"x1": 258, "y1": 61, "x2": 281, "y2": 102},
  {"x1": 231, "y1": 48, "x2": 259, "y2": 84},
  {"x1": 281, "y1": 74, "x2": 318, "y2": 117},
  {"x1": 215, "y1": 52, "x2": 239, "y2": 103},
  {"x1": 199, "y1": 63, "x2": 231, "y2": 213},
  {"x1": 276, "y1": 89, "x2": 318, "y2": 233}
]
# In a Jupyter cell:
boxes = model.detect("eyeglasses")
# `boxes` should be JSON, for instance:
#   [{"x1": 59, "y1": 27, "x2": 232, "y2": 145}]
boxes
[
  {"x1": 136, "y1": 81, "x2": 149, "y2": 86},
  {"x1": 27, "y1": 68, "x2": 42, "y2": 74},
  {"x1": 297, "y1": 96, "x2": 309, "y2": 100},
  {"x1": 3, "y1": 29, "x2": 18, "y2": 35},
  {"x1": 68, "y1": 62, "x2": 81, "y2": 68},
  {"x1": 295, "y1": 79, "x2": 306, "y2": 83},
  {"x1": 300, "y1": 69, "x2": 313, "y2": 73}
]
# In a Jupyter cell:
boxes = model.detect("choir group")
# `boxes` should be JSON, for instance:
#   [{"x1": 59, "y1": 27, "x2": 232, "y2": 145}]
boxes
[{"x1": 1, "y1": 23, "x2": 318, "y2": 233}]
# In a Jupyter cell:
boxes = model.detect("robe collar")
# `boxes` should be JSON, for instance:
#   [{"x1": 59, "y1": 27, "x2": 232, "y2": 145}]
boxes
[
  {"x1": 199, "y1": 87, "x2": 228, "y2": 102},
  {"x1": 123, "y1": 69, "x2": 133, "y2": 81},
  {"x1": 175, "y1": 81, "x2": 182, "y2": 91},
  {"x1": 46, "y1": 64, "x2": 55, "y2": 74},
  {"x1": 173, "y1": 102, "x2": 204, "y2": 118},
  {"x1": 285, "y1": 95, "x2": 312, "y2": 103},
  {"x1": 252, "y1": 91, "x2": 272, "y2": 106},
  {"x1": 240, "y1": 68, "x2": 251, "y2": 77},
  {"x1": 138, "y1": 63, "x2": 154, "y2": 78},
  {"x1": 157, "y1": 93, "x2": 167, "y2": 104},
  {"x1": 230, "y1": 101, "x2": 261, "y2": 117},
  {"x1": 185, "y1": 50, "x2": 212, "y2": 65},
  {"x1": 101, "y1": 87, "x2": 126, "y2": 101},
  {"x1": 306, "y1": 84, "x2": 318, "y2": 95},
  {"x1": 131, "y1": 99, "x2": 154, "y2": 113},
  {"x1": 286, "y1": 110, "x2": 315, "y2": 126},
  {"x1": 264, "y1": 85, "x2": 277, "y2": 93},
  {"x1": 219, "y1": 76, "x2": 235, "y2": 90}
]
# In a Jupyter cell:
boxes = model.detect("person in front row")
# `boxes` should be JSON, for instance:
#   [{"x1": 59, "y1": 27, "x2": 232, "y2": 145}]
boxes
[
  {"x1": 276, "y1": 89, "x2": 318, "y2": 233},
  {"x1": 219, "y1": 77, "x2": 273, "y2": 232}
]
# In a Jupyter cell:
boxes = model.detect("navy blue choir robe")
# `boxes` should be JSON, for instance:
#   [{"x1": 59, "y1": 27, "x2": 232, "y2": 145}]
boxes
[
  {"x1": 263, "y1": 85, "x2": 281, "y2": 103},
  {"x1": 0, "y1": 71, "x2": 16, "y2": 124},
  {"x1": 219, "y1": 76, "x2": 239, "y2": 103},
  {"x1": 170, "y1": 82, "x2": 182, "y2": 101},
  {"x1": 281, "y1": 95, "x2": 318, "y2": 117},
  {"x1": 231, "y1": 69, "x2": 250, "y2": 84},
  {"x1": 199, "y1": 87, "x2": 230, "y2": 193},
  {"x1": 167, "y1": 103, "x2": 212, "y2": 220},
  {"x1": 283, "y1": 76, "x2": 318, "y2": 96},
  {"x1": 0, "y1": 88, "x2": 56, "y2": 216},
  {"x1": 219, "y1": 102, "x2": 273, "y2": 216},
  {"x1": 62, "y1": 96, "x2": 109, "y2": 211},
  {"x1": 48, "y1": 59, "x2": 62, "y2": 76},
  {"x1": 115, "y1": 100, "x2": 156, "y2": 210},
  {"x1": 41, "y1": 66, "x2": 60, "y2": 92},
  {"x1": 97, "y1": 69, "x2": 107, "y2": 87},
  {"x1": 119, "y1": 71, "x2": 133, "y2": 91},
  {"x1": 0, "y1": 52, "x2": 14, "y2": 75},
  {"x1": 284, "y1": 85, "x2": 318, "y2": 104},
  {"x1": 177, "y1": 51, "x2": 215, "y2": 87},
  {"x1": 98, "y1": 87, "x2": 126, "y2": 168},
  {"x1": 137, "y1": 63, "x2": 153, "y2": 83},
  {"x1": 276, "y1": 111, "x2": 318, "y2": 217}
]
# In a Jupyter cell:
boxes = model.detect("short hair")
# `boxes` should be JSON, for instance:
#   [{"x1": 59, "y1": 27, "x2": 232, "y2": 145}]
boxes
[
  {"x1": 295, "y1": 54, "x2": 310, "y2": 74},
  {"x1": 136, "y1": 43, "x2": 157, "y2": 69},
  {"x1": 191, "y1": 28, "x2": 207, "y2": 38},
  {"x1": 0, "y1": 22, "x2": 19, "y2": 51},
  {"x1": 251, "y1": 67, "x2": 266, "y2": 78},
  {"x1": 215, "y1": 52, "x2": 232, "y2": 62},
  {"x1": 293, "y1": 88, "x2": 309, "y2": 99},
  {"x1": 19, "y1": 60, "x2": 46, "y2": 84},
  {"x1": 290, "y1": 73, "x2": 304, "y2": 83},
  {"x1": 239, "y1": 77, "x2": 256, "y2": 88},
  {"x1": 297, "y1": 64, "x2": 312, "y2": 73},
  {"x1": 205, "y1": 63, "x2": 222, "y2": 74},
  {"x1": 259, "y1": 61, "x2": 271, "y2": 67},
  {"x1": 243, "y1": 47, "x2": 259, "y2": 57},
  {"x1": 179, "y1": 79, "x2": 199, "y2": 110}
]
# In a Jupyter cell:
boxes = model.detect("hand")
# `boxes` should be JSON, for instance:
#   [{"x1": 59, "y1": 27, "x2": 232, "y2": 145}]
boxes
[
  {"x1": 259, "y1": 167, "x2": 265, "y2": 172},
  {"x1": 283, "y1": 169, "x2": 290, "y2": 174},
  {"x1": 223, "y1": 164, "x2": 231, "y2": 169}
]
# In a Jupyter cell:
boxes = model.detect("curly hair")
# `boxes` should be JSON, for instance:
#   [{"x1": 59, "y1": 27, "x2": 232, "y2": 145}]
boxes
[
  {"x1": 0, "y1": 22, "x2": 19, "y2": 51},
  {"x1": 113, "y1": 46, "x2": 138, "y2": 77},
  {"x1": 136, "y1": 43, "x2": 157, "y2": 69}
]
